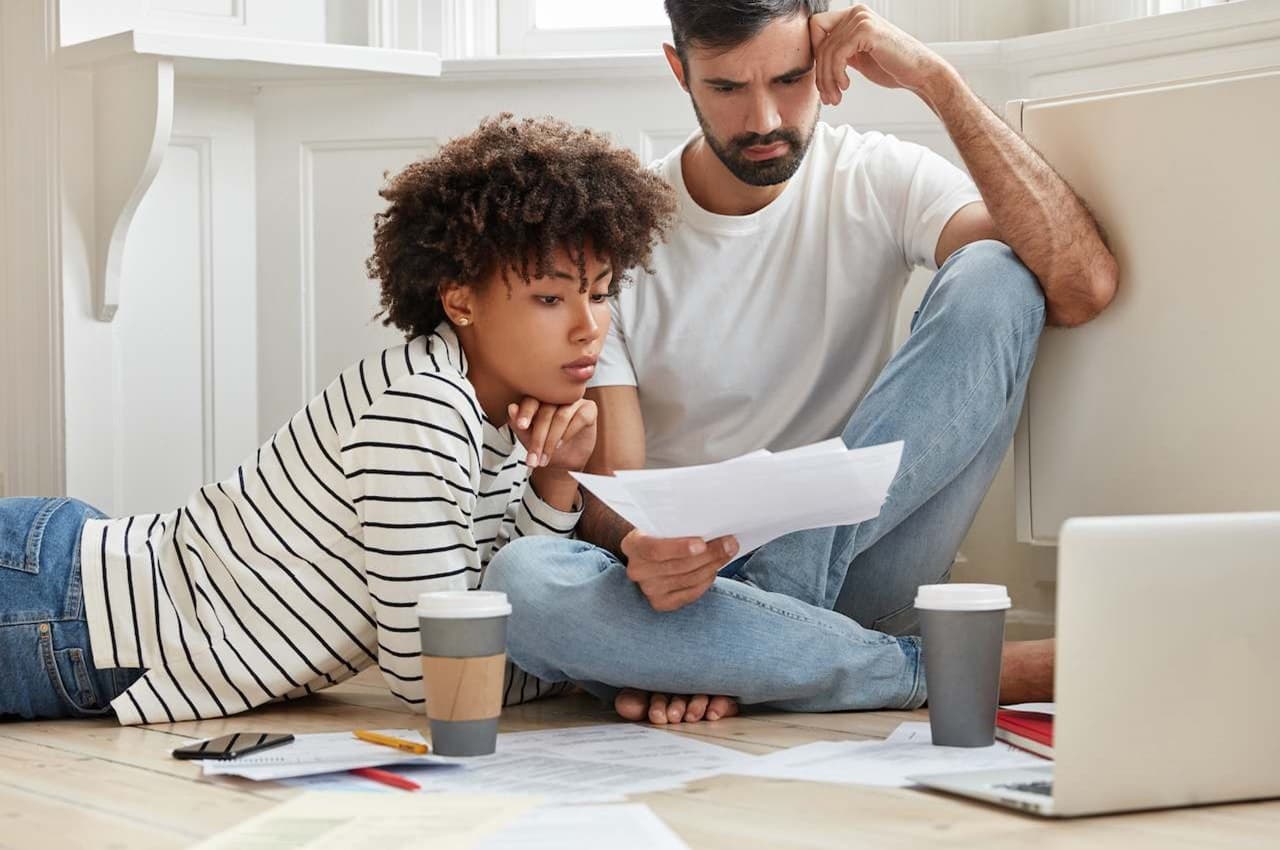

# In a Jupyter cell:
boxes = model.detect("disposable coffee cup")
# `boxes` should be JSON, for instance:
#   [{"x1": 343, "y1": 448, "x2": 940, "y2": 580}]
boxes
[
  {"x1": 915, "y1": 583, "x2": 1011, "y2": 748},
  {"x1": 417, "y1": 590, "x2": 511, "y2": 757}
]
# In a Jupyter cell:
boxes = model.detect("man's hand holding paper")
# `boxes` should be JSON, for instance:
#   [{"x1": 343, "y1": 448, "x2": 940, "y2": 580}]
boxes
[{"x1": 572, "y1": 439, "x2": 904, "y2": 610}]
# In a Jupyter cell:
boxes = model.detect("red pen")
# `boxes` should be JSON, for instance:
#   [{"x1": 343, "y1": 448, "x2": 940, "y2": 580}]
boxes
[{"x1": 349, "y1": 766, "x2": 420, "y2": 791}]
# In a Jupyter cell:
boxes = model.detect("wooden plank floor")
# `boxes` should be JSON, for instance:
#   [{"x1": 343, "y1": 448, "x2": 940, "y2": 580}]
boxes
[{"x1": 2, "y1": 669, "x2": 1276, "y2": 849}]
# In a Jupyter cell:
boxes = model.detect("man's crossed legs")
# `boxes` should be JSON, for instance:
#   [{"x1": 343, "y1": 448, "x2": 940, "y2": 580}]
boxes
[{"x1": 484, "y1": 240, "x2": 1049, "y2": 715}]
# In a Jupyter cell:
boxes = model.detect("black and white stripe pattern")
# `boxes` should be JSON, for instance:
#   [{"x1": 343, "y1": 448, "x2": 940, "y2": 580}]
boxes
[{"x1": 80, "y1": 324, "x2": 581, "y2": 725}]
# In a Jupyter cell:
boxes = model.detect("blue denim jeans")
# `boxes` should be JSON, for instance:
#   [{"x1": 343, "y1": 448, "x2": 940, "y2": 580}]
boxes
[
  {"x1": 484, "y1": 241, "x2": 1046, "y2": 712},
  {"x1": 0, "y1": 497, "x2": 142, "y2": 720}
]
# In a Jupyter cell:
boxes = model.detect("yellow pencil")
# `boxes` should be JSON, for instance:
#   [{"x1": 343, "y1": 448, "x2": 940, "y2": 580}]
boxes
[{"x1": 353, "y1": 729, "x2": 430, "y2": 755}]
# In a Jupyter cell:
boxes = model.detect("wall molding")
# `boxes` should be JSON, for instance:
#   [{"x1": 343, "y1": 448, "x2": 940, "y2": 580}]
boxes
[
  {"x1": 438, "y1": 39, "x2": 1005, "y2": 82},
  {"x1": 639, "y1": 129, "x2": 691, "y2": 165},
  {"x1": 1001, "y1": 0, "x2": 1280, "y2": 74},
  {"x1": 0, "y1": 0, "x2": 65, "y2": 496},
  {"x1": 439, "y1": 0, "x2": 498, "y2": 59},
  {"x1": 297, "y1": 136, "x2": 438, "y2": 402},
  {"x1": 367, "y1": 1, "x2": 396, "y2": 50},
  {"x1": 170, "y1": 134, "x2": 217, "y2": 482}
]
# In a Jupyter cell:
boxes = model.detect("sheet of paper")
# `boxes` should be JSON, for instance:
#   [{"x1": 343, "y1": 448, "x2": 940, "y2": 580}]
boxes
[
  {"x1": 572, "y1": 439, "x2": 903, "y2": 553},
  {"x1": 199, "y1": 729, "x2": 453, "y2": 780},
  {"x1": 473, "y1": 804, "x2": 690, "y2": 850},
  {"x1": 190, "y1": 791, "x2": 539, "y2": 850},
  {"x1": 885, "y1": 721, "x2": 1047, "y2": 748},
  {"x1": 729, "y1": 728, "x2": 1043, "y2": 788},
  {"x1": 286, "y1": 724, "x2": 754, "y2": 803},
  {"x1": 999, "y1": 702, "x2": 1056, "y2": 715}
]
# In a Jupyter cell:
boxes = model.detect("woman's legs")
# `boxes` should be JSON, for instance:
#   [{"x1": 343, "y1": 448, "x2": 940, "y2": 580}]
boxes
[{"x1": 0, "y1": 498, "x2": 142, "y2": 720}]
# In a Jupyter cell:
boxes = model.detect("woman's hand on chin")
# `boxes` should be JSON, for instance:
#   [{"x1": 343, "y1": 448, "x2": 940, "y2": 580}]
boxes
[{"x1": 507, "y1": 397, "x2": 598, "y2": 472}]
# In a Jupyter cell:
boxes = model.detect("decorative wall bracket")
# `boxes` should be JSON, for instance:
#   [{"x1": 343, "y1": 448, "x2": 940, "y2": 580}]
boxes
[{"x1": 91, "y1": 57, "x2": 174, "y2": 322}]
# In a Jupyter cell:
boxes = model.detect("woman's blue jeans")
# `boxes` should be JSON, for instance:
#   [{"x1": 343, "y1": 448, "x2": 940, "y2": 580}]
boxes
[{"x1": 0, "y1": 497, "x2": 142, "y2": 720}]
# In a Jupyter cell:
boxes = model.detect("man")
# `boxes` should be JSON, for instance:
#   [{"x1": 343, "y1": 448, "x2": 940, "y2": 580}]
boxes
[{"x1": 484, "y1": 1, "x2": 1117, "y2": 724}]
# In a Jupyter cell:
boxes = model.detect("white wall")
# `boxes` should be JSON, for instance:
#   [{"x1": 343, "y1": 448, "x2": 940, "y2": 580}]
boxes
[
  {"x1": 59, "y1": 79, "x2": 260, "y2": 515},
  {"x1": 4, "y1": 0, "x2": 1277, "y2": 631}
]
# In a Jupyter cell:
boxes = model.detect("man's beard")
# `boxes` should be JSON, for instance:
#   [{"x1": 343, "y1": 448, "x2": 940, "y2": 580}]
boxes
[{"x1": 691, "y1": 97, "x2": 818, "y2": 188}]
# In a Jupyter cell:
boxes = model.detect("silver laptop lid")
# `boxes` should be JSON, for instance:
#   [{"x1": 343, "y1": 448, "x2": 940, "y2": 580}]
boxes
[{"x1": 1053, "y1": 513, "x2": 1280, "y2": 816}]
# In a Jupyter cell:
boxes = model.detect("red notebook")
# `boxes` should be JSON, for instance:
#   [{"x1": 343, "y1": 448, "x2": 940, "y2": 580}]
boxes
[{"x1": 995, "y1": 709, "x2": 1054, "y2": 759}]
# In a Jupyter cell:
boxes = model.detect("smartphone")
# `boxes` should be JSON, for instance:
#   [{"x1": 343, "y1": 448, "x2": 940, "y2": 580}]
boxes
[{"x1": 171, "y1": 732, "x2": 295, "y2": 761}]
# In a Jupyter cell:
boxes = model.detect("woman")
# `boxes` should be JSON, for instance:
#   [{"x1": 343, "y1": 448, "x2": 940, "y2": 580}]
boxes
[{"x1": 0, "y1": 115, "x2": 675, "y2": 723}]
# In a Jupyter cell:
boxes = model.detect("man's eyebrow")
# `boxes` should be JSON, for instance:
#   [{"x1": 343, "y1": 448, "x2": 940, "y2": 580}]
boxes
[
  {"x1": 702, "y1": 64, "x2": 813, "y2": 87},
  {"x1": 773, "y1": 63, "x2": 814, "y2": 82}
]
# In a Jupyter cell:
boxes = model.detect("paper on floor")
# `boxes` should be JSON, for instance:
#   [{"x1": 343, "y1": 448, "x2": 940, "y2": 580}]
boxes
[
  {"x1": 198, "y1": 729, "x2": 452, "y2": 780},
  {"x1": 473, "y1": 804, "x2": 690, "y2": 850},
  {"x1": 572, "y1": 439, "x2": 903, "y2": 554},
  {"x1": 189, "y1": 791, "x2": 539, "y2": 850},
  {"x1": 285, "y1": 724, "x2": 755, "y2": 803},
  {"x1": 728, "y1": 724, "x2": 1043, "y2": 788}
]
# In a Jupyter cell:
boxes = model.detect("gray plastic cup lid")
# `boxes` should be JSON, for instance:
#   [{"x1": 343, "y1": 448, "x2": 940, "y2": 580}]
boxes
[
  {"x1": 914, "y1": 583, "x2": 1011, "y2": 612},
  {"x1": 416, "y1": 590, "x2": 512, "y2": 619}
]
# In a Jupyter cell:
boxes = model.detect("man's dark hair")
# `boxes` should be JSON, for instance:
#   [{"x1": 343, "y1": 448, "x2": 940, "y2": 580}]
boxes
[
  {"x1": 367, "y1": 114, "x2": 675, "y2": 339},
  {"x1": 664, "y1": 0, "x2": 829, "y2": 63}
]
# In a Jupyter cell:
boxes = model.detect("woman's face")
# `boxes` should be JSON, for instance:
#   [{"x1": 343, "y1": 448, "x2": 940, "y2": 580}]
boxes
[{"x1": 450, "y1": 245, "x2": 613, "y2": 409}]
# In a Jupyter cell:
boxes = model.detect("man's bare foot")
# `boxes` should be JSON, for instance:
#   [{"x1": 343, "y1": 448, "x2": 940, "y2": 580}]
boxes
[
  {"x1": 998, "y1": 639, "x2": 1055, "y2": 703},
  {"x1": 613, "y1": 688, "x2": 740, "y2": 724}
]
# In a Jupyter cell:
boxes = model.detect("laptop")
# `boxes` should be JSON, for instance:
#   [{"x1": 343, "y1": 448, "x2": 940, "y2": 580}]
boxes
[{"x1": 911, "y1": 512, "x2": 1280, "y2": 817}]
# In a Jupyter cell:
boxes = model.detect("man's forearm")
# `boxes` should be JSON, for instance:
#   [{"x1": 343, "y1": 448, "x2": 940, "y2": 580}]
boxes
[
  {"x1": 577, "y1": 492, "x2": 634, "y2": 558},
  {"x1": 921, "y1": 67, "x2": 1119, "y2": 327}
]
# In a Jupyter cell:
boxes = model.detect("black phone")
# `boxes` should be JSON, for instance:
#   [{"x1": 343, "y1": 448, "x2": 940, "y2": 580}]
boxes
[{"x1": 171, "y1": 732, "x2": 295, "y2": 761}]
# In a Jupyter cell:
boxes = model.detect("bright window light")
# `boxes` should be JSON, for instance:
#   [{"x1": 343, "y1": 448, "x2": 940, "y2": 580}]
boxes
[{"x1": 533, "y1": 0, "x2": 668, "y2": 30}]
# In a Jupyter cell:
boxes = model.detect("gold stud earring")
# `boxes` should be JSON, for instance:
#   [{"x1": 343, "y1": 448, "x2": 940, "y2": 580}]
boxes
[{"x1": 457, "y1": 318, "x2": 470, "y2": 326}]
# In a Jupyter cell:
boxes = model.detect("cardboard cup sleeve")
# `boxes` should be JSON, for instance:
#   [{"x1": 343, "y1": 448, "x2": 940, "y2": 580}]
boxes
[{"x1": 421, "y1": 653, "x2": 507, "y2": 722}]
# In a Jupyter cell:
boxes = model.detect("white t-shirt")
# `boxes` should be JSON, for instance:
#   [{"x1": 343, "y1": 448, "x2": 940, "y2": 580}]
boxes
[{"x1": 590, "y1": 122, "x2": 982, "y2": 469}]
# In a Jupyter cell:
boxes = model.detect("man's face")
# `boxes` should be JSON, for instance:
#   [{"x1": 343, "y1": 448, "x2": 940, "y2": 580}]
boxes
[{"x1": 678, "y1": 13, "x2": 821, "y2": 187}]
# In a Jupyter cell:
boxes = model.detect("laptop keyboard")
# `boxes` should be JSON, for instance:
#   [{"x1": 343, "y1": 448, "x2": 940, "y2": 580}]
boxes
[{"x1": 996, "y1": 780, "x2": 1054, "y2": 797}]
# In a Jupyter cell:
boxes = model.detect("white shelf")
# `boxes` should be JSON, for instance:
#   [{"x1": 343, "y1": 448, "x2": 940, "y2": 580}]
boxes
[{"x1": 60, "y1": 29, "x2": 442, "y2": 82}]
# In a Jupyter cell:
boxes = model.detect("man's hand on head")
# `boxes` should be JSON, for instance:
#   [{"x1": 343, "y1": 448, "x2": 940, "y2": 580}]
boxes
[
  {"x1": 809, "y1": 4, "x2": 953, "y2": 106},
  {"x1": 621, "y1": 530, "x2": 739, "y2": 612}
]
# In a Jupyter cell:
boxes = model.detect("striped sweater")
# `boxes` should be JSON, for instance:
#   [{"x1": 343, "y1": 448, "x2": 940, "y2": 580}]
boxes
[{"x1": 80, "y1": 323, "x2": 581, "y2": 725}]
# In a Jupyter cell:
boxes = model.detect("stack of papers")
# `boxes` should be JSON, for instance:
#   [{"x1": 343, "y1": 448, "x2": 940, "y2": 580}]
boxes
[
  {"x1": 571, "y1": 439, "x2": 904, "y2": 554},
  {"x1": 473, "y1": 804, "x2": 690, "y2": 850},
  {"x1": 191, "y1": 794, "x2": 691, "y2": 850},
  {"x1": 725, "y1": 722, "x2": 1045, "y2": 788},
  {"x1": 190, "y1": 792, "x2": 541, "y2": 850},
  {"x1": 283, "y1": 724, "x2": 756, "y2": 804},
  {"x1": 199, "y1": 729, "x2": 449, "y2": 780}
]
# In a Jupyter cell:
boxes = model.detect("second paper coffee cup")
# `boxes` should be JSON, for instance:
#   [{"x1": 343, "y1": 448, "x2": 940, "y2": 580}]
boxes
[
  {"x1": 417, "y1": 590, "x2": 511, "y2": 757},
  {"x1": 915, "y1": 583, "x2": 1011, "y2": 747}
]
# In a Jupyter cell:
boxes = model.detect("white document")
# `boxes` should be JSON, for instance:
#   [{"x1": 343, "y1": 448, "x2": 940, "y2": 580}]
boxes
[
  {"x1": 572, "y1": 439, "x2": 903, "y2": 554},
  {"x1": 473, "y1": 804, "x2": 690, "y2": 850},
  {"x1": 730, "y1": 725, "x2": 1043, "y2": 788},
  {"x1": 199, "y1": 729, "x2": 453, "y2": 781},
  {"x1": 190, "y1": 792, "x2": 539, "y2": 850},
  {"x1": 286, "y1": 724, "x2": 754, "y2": 803}
]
